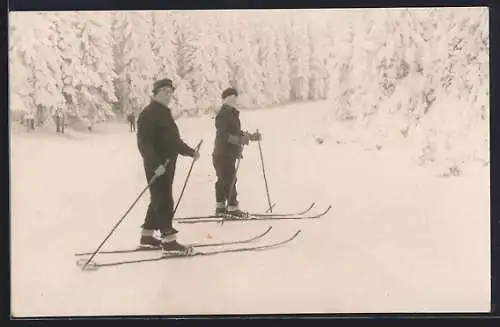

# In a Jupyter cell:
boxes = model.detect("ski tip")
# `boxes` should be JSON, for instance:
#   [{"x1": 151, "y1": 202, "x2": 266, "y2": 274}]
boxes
[
  {"x1": 318, "y1": 205, "x2": 332, "y2": 215},
  {"x1": 284, "y1": 229, "x2": 302, "y2": 243},
  {"x1": 76, "y1": 258, "x2": 99, "y2": 272},
  {"x1": 262, "y1": 225, "x2": 273, "y2": 235}
]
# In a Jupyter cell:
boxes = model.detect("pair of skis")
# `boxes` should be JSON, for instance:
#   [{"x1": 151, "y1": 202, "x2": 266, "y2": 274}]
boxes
[
  {"x1": 173, "y1": 202, "x2": 332, "y2": 224},
  {"x1": 75, "y1": 226, "x2": 300, "y2": 270}
]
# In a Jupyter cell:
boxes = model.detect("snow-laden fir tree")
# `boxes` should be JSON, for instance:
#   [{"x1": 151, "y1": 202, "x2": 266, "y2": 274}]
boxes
[
  {"x1": 113, "y1": 11, "x2": 156, "y2": 115},
  {"x1": 150, "y1": 11, "x2": 195, "y2": 117},
  {"x1": 274, "y1": 17, "x2": 292, "y2": 104},
  {"x1": 307, "y1": 10, "x2": 330, "y2": 101},
  {"x1": 176, "y1": 11, "x2": 228, "y2": 114},
  {"x1": 71, "y1": 11, "x2": 117, "y2": 124},
  {"x1": 347, "y1": 9, "x2": 399, "y2": 146},
  {"x1": 51, "y1": 11, "x2": 83, "y2": 122},
  {"x1": 10, "y1": 12, "x2": 65, "y2": 124},
  {"x1": 287, "y1": 11, "x2": 311, "y2": 101},
  {"x1": 229, "y1": 11, "x2": 266, "y2": 109},
  {"x1": 327, "y1": 10, "x2": 355, "y2": 121},
  {"x1": 9, "y1": 13, "x2": 34, "y2": 118},
  {"x1": 411, "y1": 7, "x2": 490, "y2": 172},
  {"x1": 255, "y1": 13, "x2": 281, "y2": 106}
]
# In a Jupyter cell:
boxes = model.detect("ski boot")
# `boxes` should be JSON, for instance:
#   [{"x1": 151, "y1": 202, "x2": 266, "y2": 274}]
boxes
[
  {"x1": 138, "y1": 229, "x2": 162, "y2": 249},
  {"x1": 161, "y1": 228, "x2": 193, "y2": 257},
  {"x1": 215, "y1": 202, "x2": 227, "y2": 216},
  {"x1": 226, "y1": 205, "x2": 249, "y2": 219}
]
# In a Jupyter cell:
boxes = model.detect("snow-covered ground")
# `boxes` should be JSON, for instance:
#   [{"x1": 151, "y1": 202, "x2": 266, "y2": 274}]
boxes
[{"x1": 10, "y1": 101, "x2": 490, "y2": 316}]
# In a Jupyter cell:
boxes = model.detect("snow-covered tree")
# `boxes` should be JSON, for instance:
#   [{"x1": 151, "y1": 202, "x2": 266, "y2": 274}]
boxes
[
  {"x1": 287, "y1": 11, "x2": 311, "y2": 101},
  {"x1": 226, "y1": 12, "x2": 265, "y2": 109},
  {"x1": 256, "y1": 13, "x2": 282, "y2": 106},
  {"x1": 328, "y1": 11, "x2": 355, "y2": 120},
  {"x1": 307, "y1": 12, "x2": 330, "y2": 101},
  {"x1": 57, "y1": 11, "x2": 117, "y2": 123},
  {"x1": 113, "y1": 11, "x2": 156, "y2": 115},
  {"x1": 274, "y1": 19, "x2": 292, "y2": 103}
]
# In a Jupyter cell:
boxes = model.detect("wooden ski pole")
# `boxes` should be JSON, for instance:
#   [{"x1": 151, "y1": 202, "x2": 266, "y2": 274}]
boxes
[
  {"x1": 173, "y1": 139, "x2": 203, "y2": 216},
  {"x1": 256, "y1": 129, "x2": 273, "y2": 213},
  {"x1": 79, "y1": 158, "x2": 170, "y2": 271}
]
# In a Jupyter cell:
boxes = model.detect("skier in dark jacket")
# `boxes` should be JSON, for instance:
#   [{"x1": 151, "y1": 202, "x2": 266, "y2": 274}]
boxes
[
  {"x1": 54, "y1": 109, "x2": 65, "y2": 134},
  {"x1": 212, "y1": 88, "x2": 261, "y2": 217},
  {"x1": 137, "y1": 78, "x2": 200, "y2": 254},
  {"x1": 127, "y1": 111, "x2": 136, "y2": 132}
]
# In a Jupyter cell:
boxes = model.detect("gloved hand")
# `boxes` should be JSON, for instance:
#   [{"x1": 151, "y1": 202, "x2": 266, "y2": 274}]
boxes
[
  {"x1": 154, "y1": 164, "x2": 166, "y2": 177},
  {"x1": 240, "y1": 133, "x2": 250, "y2": 145},
  {"x1": 192, "y1": 151, "x2": 200, "y2": 161},
  {"x1": 249, "y1": 131, "x2": 262, "y2": 142}
]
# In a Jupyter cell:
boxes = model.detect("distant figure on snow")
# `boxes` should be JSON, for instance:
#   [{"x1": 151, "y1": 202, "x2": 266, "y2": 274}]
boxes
[
  {"x1": 85, "y1": 118, "x2": 92, "y2": 131},
  {"x1": 212, "y1": 88, "x2": 261, "y2": 217},
  {"x1": 136, "y1": 78, "x2": 200, "y2": 255},
  {"x1": 54, "y1": 109, "x2": 65, "y2": 134},
  {"x1": 127, "y1": 111, "x2": 136, "y2": 132},
  {"x1": 25, "y1": 112, "x2": 35, "y2": 131}
]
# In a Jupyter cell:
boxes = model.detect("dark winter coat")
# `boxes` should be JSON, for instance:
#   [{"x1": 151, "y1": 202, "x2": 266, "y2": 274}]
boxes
[
  {"x1": 137, "y1": 100, "x2": 196, "y2": 174},
  {"x1": 213, "y1": 104, "x2": 245, "y2": 159}
]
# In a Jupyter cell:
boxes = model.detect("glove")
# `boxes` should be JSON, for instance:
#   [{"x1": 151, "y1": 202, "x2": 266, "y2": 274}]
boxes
[
  {"x1": 154, "y1": 164, "x2": 166, "y2": 177},
  {"x1": 249, "y1": 131, "x2": 262, "y2": 142},
  {"x1": 192, "y1": 150, "x2": 200, "y2": 161},
  {"x1": 240, "y1": 133, "x2": 250, "y2": 145}
]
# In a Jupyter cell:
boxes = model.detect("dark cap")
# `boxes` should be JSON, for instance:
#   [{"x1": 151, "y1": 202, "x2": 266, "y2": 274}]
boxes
[
  {"x1": 153, "y1": 78, "x2": 175, "y2": 93},
  {"x1": 221, "y1": 88, "x2": 238, "y2": 99}
]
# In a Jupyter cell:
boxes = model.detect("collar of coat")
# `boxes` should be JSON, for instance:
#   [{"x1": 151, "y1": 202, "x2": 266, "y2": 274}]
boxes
[
  {"x1": 221, "y1": 103, "x2": 239, "y2": 115},
  {"x1": 151, "y1": 99, "x2": 171, "y2": 111}
]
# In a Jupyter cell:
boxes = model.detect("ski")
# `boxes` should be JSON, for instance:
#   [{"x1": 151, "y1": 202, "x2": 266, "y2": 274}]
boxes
[
  {"x1": 79, "y1": 229, "x2": 301, "y2": 270},
  {"x1": 173, "y1": 202, "x2": 316, "y2": 221},
  {"x1": 176, "y1": 205, "x2": 332, "y2": 225},
  {"x1": 252, "y1": 202, "x2": 315, "y2": 217},
  {"x1": 74, "y1": 226, "x2": 273, "y2": 257}
]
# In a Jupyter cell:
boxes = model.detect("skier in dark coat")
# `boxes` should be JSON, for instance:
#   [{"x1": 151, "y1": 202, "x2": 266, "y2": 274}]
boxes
[
  {"x1": 212, "y1": 88, "x2": 261, "y2": 217},
  {"x1": 127, "y1": 111, "x2": 136, "y2": 132},
  {"x1": 136, "y1": 78, "x2": 200, "y2": 254},
  {"x1": 55, "y1": 109, "x2": 65, "y2": 134}
]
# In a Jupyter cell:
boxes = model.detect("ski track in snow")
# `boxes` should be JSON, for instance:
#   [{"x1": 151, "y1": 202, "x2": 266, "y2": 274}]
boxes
[{"x1": 10, "y1": 102, "x2": 490, "y2": 316}]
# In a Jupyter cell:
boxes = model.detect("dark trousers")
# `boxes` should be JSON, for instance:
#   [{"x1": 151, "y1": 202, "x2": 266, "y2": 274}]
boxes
[
  {"x1": 141, "y1": 160, "x2": 176, "y2": 232},
  {"x1": 213, "y1": 155, "x2": 238, "y2": 206}
]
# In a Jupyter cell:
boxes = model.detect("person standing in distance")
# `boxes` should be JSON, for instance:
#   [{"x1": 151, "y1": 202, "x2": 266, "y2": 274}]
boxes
[
  {"x1": 127, "y1": 111, "x2": 136, "y2": 132},
  {"x1": 212, "y1": 88, "x2": 261, "y2": 217},
  {"x1": 136, "y1": 78, "x2": 200, "y2": 254}
]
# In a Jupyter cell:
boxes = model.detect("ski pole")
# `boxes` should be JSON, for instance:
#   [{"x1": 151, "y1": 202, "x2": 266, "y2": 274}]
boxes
[
  {"x1": 256, "y1": 129, "x2": 273, "y2": 213},
  {"x1": 173, "y1": 139, "x2": 203, "y2": 217},
  {"x1": 79, "y1": 158, "x2": 170, "y2": 271}
]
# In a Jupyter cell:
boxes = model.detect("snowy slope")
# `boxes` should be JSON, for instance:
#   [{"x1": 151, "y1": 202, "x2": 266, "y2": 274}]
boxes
[{"x1": 10, "y1": 101, "x2": 489, "y2": 316}]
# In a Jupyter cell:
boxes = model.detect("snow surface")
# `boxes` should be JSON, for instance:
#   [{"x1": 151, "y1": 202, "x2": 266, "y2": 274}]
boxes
[{"x1": 10, "y1": 101, "x2": 490, "y2": 316}]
